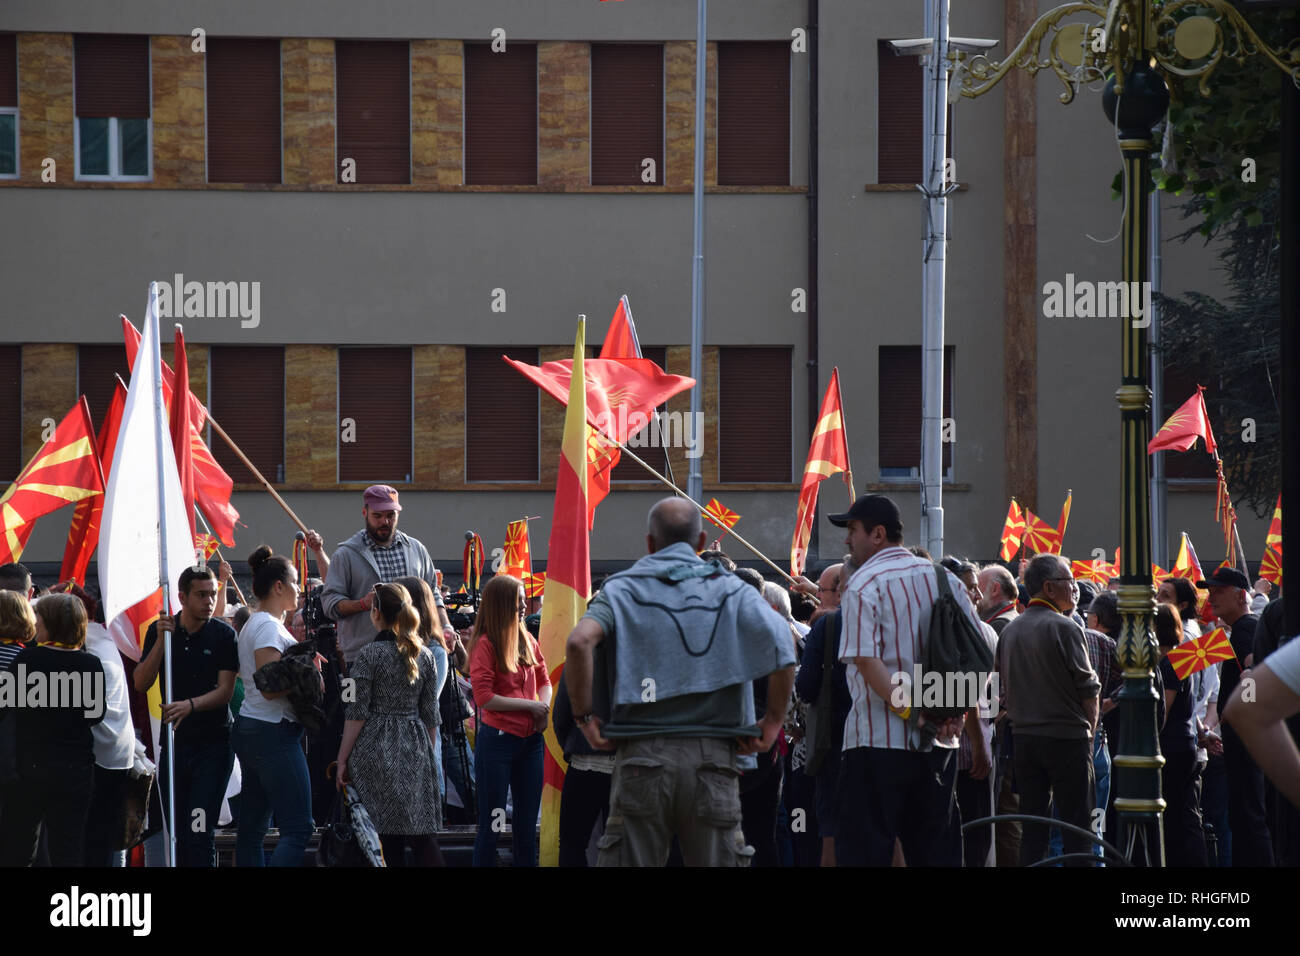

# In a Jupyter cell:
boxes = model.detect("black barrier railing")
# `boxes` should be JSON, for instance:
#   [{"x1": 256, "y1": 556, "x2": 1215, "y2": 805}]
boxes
[{"x1": 960, "y1": 813, "x2": 1133, "y2": 867}]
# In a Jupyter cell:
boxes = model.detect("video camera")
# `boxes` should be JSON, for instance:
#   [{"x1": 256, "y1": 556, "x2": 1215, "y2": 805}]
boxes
[{"x1": 443, "y1": 591, "x2": 477, "y2": 631}]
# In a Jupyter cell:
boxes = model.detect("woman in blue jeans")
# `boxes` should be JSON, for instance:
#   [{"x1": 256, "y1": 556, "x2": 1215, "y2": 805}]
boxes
[
  {"x1": 233, "y1": 545, "x2": 314, "y2": 866},
  {"x1": 468, "y1": 575, "x2": 551, "y2": 866}
]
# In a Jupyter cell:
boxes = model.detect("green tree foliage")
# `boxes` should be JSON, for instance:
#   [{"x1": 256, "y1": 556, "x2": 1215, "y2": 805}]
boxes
[{"x1": 1142, "y1": 7, "x2": 1292, "y2": 516}]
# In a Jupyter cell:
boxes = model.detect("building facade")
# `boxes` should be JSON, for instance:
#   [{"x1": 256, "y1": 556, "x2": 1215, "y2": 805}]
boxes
[{"x1": 0, "y1": 0, "x2": 1266, "y2": 579}]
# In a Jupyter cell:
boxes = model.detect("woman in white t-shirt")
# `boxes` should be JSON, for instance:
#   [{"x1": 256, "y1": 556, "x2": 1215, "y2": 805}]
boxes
[{"x1": 232, "y1": 545, "x2": 314, "y2": 867}]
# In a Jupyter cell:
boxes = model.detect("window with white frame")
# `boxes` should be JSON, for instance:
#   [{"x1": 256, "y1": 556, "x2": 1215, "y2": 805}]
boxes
[{"x1": 74, "y1": 34, "x2": 151, "y2": 181}]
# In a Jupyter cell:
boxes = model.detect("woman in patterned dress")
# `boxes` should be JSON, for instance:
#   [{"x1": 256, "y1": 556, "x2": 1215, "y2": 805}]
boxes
[
  {"x1": 336, "y1": 582, "x2": 444, "y2": 866},
  {"x1": 394, "y1": 575, "x2": 451, "y2": 815}
]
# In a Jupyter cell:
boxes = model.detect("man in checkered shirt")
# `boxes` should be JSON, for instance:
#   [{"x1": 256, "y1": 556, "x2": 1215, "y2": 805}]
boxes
[
  {"x1": 831, "y1": 494, "x2": 992, "y2": 866},
  {"x1": 321, "y1": 484, "x2": 456, "y2": 668}
]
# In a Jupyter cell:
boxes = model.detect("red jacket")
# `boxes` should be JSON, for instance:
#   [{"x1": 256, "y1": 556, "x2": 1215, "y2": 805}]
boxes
[{"x1": 470, "y1": 633, "x2": 550, "y2": 738}]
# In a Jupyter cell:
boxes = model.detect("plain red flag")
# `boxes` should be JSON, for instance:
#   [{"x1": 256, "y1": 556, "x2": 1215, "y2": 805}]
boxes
[{"x1": 170, "y1": 326, "x2": 197, "y2": 538}]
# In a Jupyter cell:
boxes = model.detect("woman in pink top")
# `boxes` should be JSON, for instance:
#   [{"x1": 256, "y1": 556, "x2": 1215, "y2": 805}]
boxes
[{"x1": 468, "y1": 575, "x2": 550, "y2": 866}]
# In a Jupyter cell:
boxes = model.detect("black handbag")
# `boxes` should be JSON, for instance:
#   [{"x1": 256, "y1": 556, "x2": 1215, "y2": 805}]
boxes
[{"x1": 316, "y1": 782, "x2": 385, "y2": 867}]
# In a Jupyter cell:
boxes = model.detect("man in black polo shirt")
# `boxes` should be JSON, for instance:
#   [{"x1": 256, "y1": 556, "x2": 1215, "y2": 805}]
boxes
[{"x1": 134, "y1": 566, "x2": 238, "y2": 867}]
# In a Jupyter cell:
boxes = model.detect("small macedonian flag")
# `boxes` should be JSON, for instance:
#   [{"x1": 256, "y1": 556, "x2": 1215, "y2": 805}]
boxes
[
  {"x1": 195, "y1": 532, "x2": 221, "y2": 562},
  {"x1": 1166, "y1": 627, "x2": 1237, "y2": 681},
  {"x1": 0, "y1": 397, "x2": 105, "y2": 563},
  {"x1": 501, "y1": 519, "x2": 533, "y2": 582},
  {"x1": 703, "y1": 498, "x2": 740, "y2": 533},
  {"x1": 527, "y1": 570, "x2": 547, "y2": 598},
  {"x1": 1070, "y1": 559, "x2": 1112, "y2": 587},
  {"x1": 1000, "y1": 499, "x2": 1026, "y2": 562},
  {"x1": 1021, "y1": 509, "x2": 1063, "y2": 555},
  {"x1": 1260, "y1": 543, "x2": 1282, "y2": 587},
  {"x1": 1267, "y1": 494, "x2": 1282, "y2": 549}
]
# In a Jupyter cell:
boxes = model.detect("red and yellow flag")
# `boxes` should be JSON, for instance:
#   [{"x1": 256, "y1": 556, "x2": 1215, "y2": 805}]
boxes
[
  {"x1": 0, "y1": 397, "x2": 106, "y2": 562},
  {"x1": 790, "y1": 368, "x2": 854, "y2": 575},
  {"x1": 999, "y1": 499, "x2": 1025, "y2": 562},
  {"x1": 1057, "y1": 489, "x2": 1072, "y2": 543},
  {"x1": 501, "y1": 519, "x2": 533, "y2": 582},
  {"x1": 537, "y1": 318, "x2": 593, "y2": 867},
  {"x1": 526, "y1": 570, "x2": 547, "y2": 599},
  {"x1": 1267, "y1": 494, "x2": 1282, "y2": 549},
  {"x1": 1260, "y1": 544, "x2": 1282, "y2": 587},
  {"x1": 59, "y1": 380, "x2": 128, "y2": 585},
  {"x1": 704, "y1": 498, "x2": 741, "y2": 532},
  {"x1": 170, "y1": 326, "x2": 197, "y2": 538},
  {"x1": 1021, "y1": 509, "x2": 1063, "y2": 555},
  {"x1": 196, "y1": 532, "x2": 221, "y2": 562},
  {"x1": 1151, "y1": 564, "x2": 1171, "y2": 584},
  {"x1": 1166, "y1": 627, "x2": 1237, "y2": 680},
  {"x1": 1149, "y1": 386, "x2": 1217, "y2": 456},
  {"x1": 1169, "y1": 532, "x2": 1205, "y2": 583},
  {"x1": 1070, "y1": 559, "x2": 1111, "y2": 587}
]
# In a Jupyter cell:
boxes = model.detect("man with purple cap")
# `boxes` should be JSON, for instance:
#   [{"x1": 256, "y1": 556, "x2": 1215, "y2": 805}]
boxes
[
  {"x1": 321, "y1": 485, "x2": 455, "y2": 668},
  {"x1": 1201, "y1": 564, "x2": 1275, "y2": 865}
]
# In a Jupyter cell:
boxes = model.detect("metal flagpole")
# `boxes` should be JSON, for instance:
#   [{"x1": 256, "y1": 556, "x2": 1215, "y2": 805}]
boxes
[
  {"x1": 687, "y1": 0, "x2": 706, "y2": 505},
  {"x1": 147, "y1": 284, "x2": 178, "y2": 868}
]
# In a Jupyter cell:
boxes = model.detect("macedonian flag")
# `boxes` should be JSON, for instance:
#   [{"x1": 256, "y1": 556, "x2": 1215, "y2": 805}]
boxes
[
  {"x1": 1000, "y1": 499, "x2": 1026, "y2": 562},
  {"x1": 1166, "y1": 627, "x2": 1237, "y2": 680},
  {"x1": 1260, "y1": 543, "x2": 1282, "y2": 587},
  {"x1": 790, "y1": 368, "x2": 853, "y2": 576},
  {"x1": 1149, "y1": 386, "x2": 1217, "y2": 456},
  {"x1": 0, "y1": 397, "x2": 106, "y2": 562},
  {"x1": 501, "y1": 518, "x2": 533, "y2": 582},
  {"x1": 704, "y1": 498, "x2": 741, "y2": 532},
  {"x1": 1267, "y1": 494, "x2": 1282, "y2": 550},
  {"x1": 1021, "y1": 509, "x2": 1063, "y2": 555},
  {"x1": 537, "y1": 318, "x2": 592, "y2": 866}
]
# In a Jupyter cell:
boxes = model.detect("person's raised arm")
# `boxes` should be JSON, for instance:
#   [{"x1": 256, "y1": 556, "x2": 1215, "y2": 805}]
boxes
[{"x1": 305, "y1": 530, "x2": 330, "y2": 577}]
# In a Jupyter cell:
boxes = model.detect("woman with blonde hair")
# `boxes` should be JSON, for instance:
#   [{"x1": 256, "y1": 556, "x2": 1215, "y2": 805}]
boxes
[
  {"x1": 337, "y1": 582, "x2": 445, "y2": 866},
  {"x1": 393, "y1": 575, "x2": 451, "y2": 817},
  {"x1": 469, "y1": 573, "x2": 551, "y2": 866},
  {"x1": 0, "y1": 593, "x2": 105, "y2": 866}
]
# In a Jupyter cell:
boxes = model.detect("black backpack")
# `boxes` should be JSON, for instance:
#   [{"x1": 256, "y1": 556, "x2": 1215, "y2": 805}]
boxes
[
  {"x1": 803, "y1": 610, "x2": 841, "y2": 776},
  {"x1": 916, "y1": 564, "x2": 995, "y2": 747}
]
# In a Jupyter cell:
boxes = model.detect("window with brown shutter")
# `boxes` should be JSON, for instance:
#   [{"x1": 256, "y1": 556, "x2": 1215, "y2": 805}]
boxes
[
  {"x1": 717, "y1": 42, "x2": 790, "y2": 187},
  {"x1": 611, "y1": 346, "x2": 670, "y2": 481},
  {"x1": 338, "y1": 347, "x2": 413, "y2": 482},
  {"x1": 1161, "y1": 364, "x2": 1216, "y2": 480},
  {"x1": 878, "y1": 345, "x2": 953, "y2": 475},
  {"x1": 0, "y1": 34, "x2": 16, "y2": 177},
  {"x1": 206, "y1": 38, "x2": 281, "y2": 184},
  {"x1": 208, "y1": 346, "x2": 285, "y2": 483},
  {"x1": 74, "y1": 34, "x2": 150, "y2": 179},
  {"x1": 465, "y1": 347, "x2": 538, "y2": 481},
  {"x1": 77, "y1": 344, "x2": 131, "y2": 428},
  {"x1": 336, "y1": 40, "x2": 410, "y2": 185},
  {"x1": 719, "y1": 347, "x2": 791, "y2": 482},
  {"x1": 877, "y1": 41, "x2": 952, "y2": 185},
  {"x1": 591, "y1": 44, "x2": 663, "y2": 186},
  {"x1": 0, "y1": 347, "x2": 21, "y2": 481},
  {"x1": 464, "y1": 43, "x2": 537, "y2": 186}
]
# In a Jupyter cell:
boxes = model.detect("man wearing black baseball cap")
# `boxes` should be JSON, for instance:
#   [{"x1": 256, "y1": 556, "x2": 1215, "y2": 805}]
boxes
[
  {"x1": 1201, "y1": 565, "x2": 1275, "y2": 865},
  {"x1": 827, "y1": 494, "x2": 991, "y2": 866}
]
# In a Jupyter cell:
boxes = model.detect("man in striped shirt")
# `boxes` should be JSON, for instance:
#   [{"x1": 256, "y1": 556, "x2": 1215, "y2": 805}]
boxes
[{"x1": 831, "y1": 495, "x2": 991, "y2": 866}]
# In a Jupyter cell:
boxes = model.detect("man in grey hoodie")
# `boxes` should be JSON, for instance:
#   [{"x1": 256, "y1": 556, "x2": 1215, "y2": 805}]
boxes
[{"x1": 320, "y1": 485, "x2": 455, "y2": 667}]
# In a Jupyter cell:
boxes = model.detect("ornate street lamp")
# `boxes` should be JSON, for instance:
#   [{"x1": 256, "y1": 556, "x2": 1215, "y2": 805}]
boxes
[{"x1": 952, "y1": 1, "x2": 1300, "y2": 865}]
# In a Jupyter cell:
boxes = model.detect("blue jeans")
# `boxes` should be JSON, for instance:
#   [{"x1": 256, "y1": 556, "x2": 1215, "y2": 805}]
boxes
[
  {"x1": 1049, "y1": 732, "x2": 1111, "y2": 863},
  {"x1": 232, "y1": 716, "x2": 314, "y2": 867},
  {"x1": 160, "y1": 733, "x2": 235, "y2": 867},
  {"x1": 473, "y1": 724, "x2": 543, "y2": 867}
]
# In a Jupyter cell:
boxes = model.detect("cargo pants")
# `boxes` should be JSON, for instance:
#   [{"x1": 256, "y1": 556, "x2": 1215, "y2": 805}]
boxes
[{"x1": 596, "y1": 736, "x2": 755, "y2": 867}]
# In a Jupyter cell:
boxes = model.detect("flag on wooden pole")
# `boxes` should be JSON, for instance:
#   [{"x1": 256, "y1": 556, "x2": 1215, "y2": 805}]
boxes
[
  {"x1": 536, "y1": 318, "x2": 593, "y2": 866},
  {"x1": 790, "y1": 368, "x2": 853, "y2": 575}
]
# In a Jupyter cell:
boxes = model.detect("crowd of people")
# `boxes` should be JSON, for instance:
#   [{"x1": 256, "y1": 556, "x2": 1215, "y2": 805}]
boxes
[{"x1": 0, "y1": 483, "x2": 1297, "y2": 868}]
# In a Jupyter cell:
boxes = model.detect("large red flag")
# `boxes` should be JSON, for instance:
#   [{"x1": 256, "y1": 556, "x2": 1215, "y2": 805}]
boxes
[
  {"x1": 0, "y1": 397, "x2": 106, "y2": 561},
  {"x1": 60, "y1": 379, "x2": 128, "y2": 585},
  {"x1": 1021, "y1": 509, "x2": 1063, "y2": 554},
  {"x1": 123, "y1": 317, "x2": 239, "y2": 546},
  {"x1": 600, "y1": 295, "x2": 642, "y2": 361},
  {"x1": 537, "y1": 318, "x2": 593, "y2": 866},
  {"x1": 790, "y1": 368, "x2": 853, "y2": 575},
  {"x1": 1149, "y1": 386, "x2": 1217, "y2": 456},
  {"x1": 587, "y1": 296, "x2": 644, "y2": 505},
  {"x1": 170, "y1": 326, "x2": 197, "y2": 538}
]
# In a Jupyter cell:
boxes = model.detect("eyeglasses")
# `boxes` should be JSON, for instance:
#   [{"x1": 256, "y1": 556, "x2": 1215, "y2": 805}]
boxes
[{"x1": 1048, "y1": 577, "x2": 1079, "y2": 590}]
